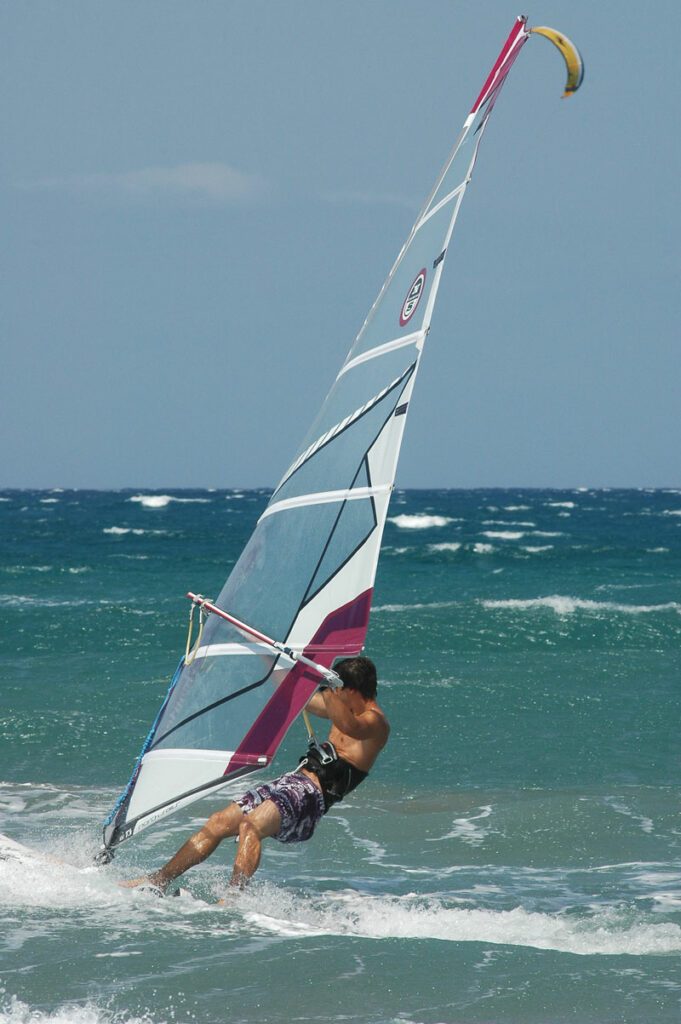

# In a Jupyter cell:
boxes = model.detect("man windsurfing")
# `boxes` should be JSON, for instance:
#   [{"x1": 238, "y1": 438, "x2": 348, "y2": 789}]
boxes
[{"x1": 122, "y1": 656, "x2": 389, "y2": 894}]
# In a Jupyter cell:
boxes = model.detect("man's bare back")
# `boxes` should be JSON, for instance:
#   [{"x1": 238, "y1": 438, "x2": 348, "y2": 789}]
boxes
[{"x1": 121, "y1": 656, "x2": 389, "y2": 896}]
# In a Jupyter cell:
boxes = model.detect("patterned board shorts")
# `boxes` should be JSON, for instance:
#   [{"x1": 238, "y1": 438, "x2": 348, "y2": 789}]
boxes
[{"x1": 236, "y1": 771, "x2": 325, "y2": 845}]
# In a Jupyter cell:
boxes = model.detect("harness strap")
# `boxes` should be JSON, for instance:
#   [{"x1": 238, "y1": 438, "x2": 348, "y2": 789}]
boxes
[
  {"x1": 298, "y1": 740, "x2": 367, "y2": 811},
  {"x1": 301, "y1": 709, "x2": 335, "y2": 764}
]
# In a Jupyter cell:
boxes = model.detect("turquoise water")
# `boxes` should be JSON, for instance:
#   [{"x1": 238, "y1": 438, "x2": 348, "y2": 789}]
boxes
[{"x1": 1, "y1": 487, "x2": 680, "y2": 1024}]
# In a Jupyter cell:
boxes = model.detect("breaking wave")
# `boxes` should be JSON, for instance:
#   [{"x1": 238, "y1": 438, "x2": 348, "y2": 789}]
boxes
[
  {"x1": 128, "y1": 495, "x2": 210, "y2": 509},
  {"x1": 480, "y1": 596, "x2": 681, "y2": 616},
  {"x1": 243, "y1": 887, "x2": 681, "y2": 956},
  {"x1": 0, "y1": 996, "x2": 161, "y2": 1024},
  {"x1": 482, "y1": 531, "x2": 526, "y2": 541},
  {"x1": 388, "y1": 514, "x2": 453, "y2": 529},
  {"x1": 103, "y1": 527, "x2": 168, "y2": 536}
]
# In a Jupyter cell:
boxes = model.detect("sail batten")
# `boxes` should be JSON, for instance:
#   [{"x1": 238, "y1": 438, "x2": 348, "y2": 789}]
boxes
[
  {"x1": 193, "y1": 642, "x2": 288, "y2": 661},
  {"x1": 101, "y1": 16, "x2": 563, "y2": 854},
  {"x1": 337, "y1": 331, "x2": 425, "y2": 378},
  {"x1": 260, "y1": 485, "x2": 390, "y2": 522},
  {"x1": 417, "y1": 183, "x2": 468, "y2": 230}
]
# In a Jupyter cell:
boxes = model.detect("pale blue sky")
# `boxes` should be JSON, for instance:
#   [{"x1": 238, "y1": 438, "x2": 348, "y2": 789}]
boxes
[{"x1": 2, "y1": 2, "x2": 679, "y2": 489}]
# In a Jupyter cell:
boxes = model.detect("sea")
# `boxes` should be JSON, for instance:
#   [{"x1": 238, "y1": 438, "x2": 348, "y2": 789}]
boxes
[{"x1": 1, "y1": 487, "x2": 680, "y2": 1024}]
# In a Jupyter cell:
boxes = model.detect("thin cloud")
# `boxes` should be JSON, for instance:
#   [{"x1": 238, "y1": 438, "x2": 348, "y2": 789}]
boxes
[{"x1": 20, "y1": 162, "x2": 269, "y2": 203}]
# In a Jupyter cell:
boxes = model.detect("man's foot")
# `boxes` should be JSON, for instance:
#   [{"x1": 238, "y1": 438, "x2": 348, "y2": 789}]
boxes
[
  {"x1": 216, "y1": 888, "x2": 241, "y2": 906},
  {"x1": 138, "y1": 883, "x2": 167, "y2": 898},
  {"x1": 118, "y1": 875, "x2": 168, "y2": 896}
]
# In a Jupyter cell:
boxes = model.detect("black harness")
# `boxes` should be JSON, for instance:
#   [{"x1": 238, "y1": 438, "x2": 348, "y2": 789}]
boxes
[{"x1": 298, "y1": 740, "x2": 368, "y2": 812}]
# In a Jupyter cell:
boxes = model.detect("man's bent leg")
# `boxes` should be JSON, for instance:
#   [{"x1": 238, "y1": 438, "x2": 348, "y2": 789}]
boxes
[
  {"x1": 121, "y1": 802, "x2": 246, "y2": 892},
  {"x1": 228, "y1": 799, "x2": 282, "y2": 890}
]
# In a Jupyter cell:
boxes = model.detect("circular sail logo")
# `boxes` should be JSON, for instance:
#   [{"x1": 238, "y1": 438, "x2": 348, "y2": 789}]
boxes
[{"x1": 400, "y1": 269, "x2": 426, "y2": 326}]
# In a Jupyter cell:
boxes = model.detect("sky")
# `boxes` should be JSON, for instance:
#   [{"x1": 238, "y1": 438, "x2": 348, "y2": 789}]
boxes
[{"x1": 1, "y1": 1, "x2": 679, "y2": 490}]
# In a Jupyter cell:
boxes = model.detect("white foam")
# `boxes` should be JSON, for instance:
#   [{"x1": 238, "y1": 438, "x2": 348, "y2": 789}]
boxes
[
  {"x1": 103, "y1": 527, "x2": 167, "y2": 536},
  {"x1": 547, "y1": 501, "x2": 576, "y2": 509},
  {"x1": 522, "y1": 546, "x2": 554, "y2": 553},
  {"x1": 0, "y1": 995, "x2": 157, "y2": 1024},
  {"x1": 483, "y1": 520, "x2": 536, "y2": 528},
  {"x1": 129, "y1": 494, "x2": 174, "y2": 508},
  {"x1": 482, "y1": 531, "x2": 525, "y2": 541},
  {"x1": 651, "y1": 892, "x2": 681, "y2": 908},
  {"x1": 0, "y1": 857, "x2": 117, "y2": 911},
  {"x1": 0, "y1": 595, "x2": 91, "y2": 609},
  {"x1": 428, "y1": 542, "x2": 462, "y2": 553},
  {"x1": 435, "y1": 805, "x2": 493, "y2": 847},
  {"x1": 503, "y1": 505, "x2": 530, "y2": 511},
  {"x1": 388, "y1": 514, "x2": 452, "y2": 529},
  {"x1": 603, "y1": 797, "x2": 654, "y2": 835},
  {"x1": 662, "y1": 509, "x2": 681, "y2": 517},
  {"x1": 39, "y1": 498, "x2": 59, "y2": 504},
  {"x1": 531, "y1": 531, "x2": 564, "y2": 538},
  {"x1": 472, "y1": 543, "x2": 494, "y2": 554},
  {"x1": 94, "y1": 951, "x2": 143, "y2": 958},
  {"x1": 2, "y1": 565, "x2": 53, "y2": 574},
  {"x1": 243, "y1": 888, "x2": 681, "y2": 956},
  {"x1": 0, "y1": 796, "x2": 27, "y2": 813},
  {"x1": 480, "y1": 596, "x2": 681, "y2": 616},
  {"x1": 372, "y1": 601, "x2": 458, "y2": 613},
  {"x1": 129, "y1": 494, "x2": 209, "y2": 509}
]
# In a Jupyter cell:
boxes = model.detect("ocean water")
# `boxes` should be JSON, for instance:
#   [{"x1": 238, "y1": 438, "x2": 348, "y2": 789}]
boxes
[{"x1": 1, "y1": 487, "x2": 680, "y2": 1024}]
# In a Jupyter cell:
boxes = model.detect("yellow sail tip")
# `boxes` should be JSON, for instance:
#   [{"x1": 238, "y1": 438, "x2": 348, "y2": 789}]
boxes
[{"x1": 530, "y1": 25, "x2": 584, "y2": 98}]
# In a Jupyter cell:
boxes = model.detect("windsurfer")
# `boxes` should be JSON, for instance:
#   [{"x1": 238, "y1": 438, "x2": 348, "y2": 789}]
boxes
[{"x1": 120, "y1": 656, "x2": 389, "y2": 894}]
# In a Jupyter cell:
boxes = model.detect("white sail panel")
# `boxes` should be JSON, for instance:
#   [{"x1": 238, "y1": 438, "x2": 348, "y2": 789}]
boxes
[{"x1": 126, "y1": 749, "x2": 238, "y2": 822}]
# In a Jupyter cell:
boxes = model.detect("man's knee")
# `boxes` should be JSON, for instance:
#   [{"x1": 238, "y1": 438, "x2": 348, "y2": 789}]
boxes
[
  {"x1": 205, "y1": 803, "x2": 243, "y2": 840},
  {"x1": 246, "y1": 799, "x2": 282, "y2": 840},
  {"x1": 238, "y1": 817, "x2": 261, "y2": 843},
  {"x1": 238, "y1": 811, "x2": 268, "y2": 843}
]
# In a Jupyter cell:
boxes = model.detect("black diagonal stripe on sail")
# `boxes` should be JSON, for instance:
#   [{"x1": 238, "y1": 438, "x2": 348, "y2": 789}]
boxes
[
  {"x1": 302, "y1": 456, "x2": 378, "y2": 608},
  {"x1": 285, "y1": 363, "x2": 414, "y2": 620},
  {"x1": 148, "y1": 662, "x2": 278, "y2": 751},
  {"x1": 273, "y1": 363, "x2": 415, "y2": 498}
]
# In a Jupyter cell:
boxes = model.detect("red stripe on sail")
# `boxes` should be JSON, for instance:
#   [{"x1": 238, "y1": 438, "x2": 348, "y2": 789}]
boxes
[
  {"x1": 225, "y1": 589, "x2": 373, "y2": 773},
  {"x1": 470, "y1": 16, "x2": 528, "y2": 115}
]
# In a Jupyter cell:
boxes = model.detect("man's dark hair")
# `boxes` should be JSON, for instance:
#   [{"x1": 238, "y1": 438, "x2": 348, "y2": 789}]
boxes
[{"x1": 335, "y1": 656, "x2": 377, "y2": 700}]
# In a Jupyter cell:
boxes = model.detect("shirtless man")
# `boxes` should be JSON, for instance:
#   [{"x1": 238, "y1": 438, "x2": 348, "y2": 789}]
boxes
[{"x1": 122, "y1": 656, "x2": 389, "y2": 894}]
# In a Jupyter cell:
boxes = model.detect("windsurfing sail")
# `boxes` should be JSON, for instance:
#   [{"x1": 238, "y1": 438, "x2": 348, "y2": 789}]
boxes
[{"x1": 102, "y1": 15, "x2": 579, "y2": 855}]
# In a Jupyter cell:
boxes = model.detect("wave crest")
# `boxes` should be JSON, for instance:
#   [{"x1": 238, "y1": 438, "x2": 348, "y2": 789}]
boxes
[
  {"x1": 481, "y1": 596, "x2": 681, "y2": 616},
  {"x1": 388, "y1": 514, "x2": 453, "y2": 529}
]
